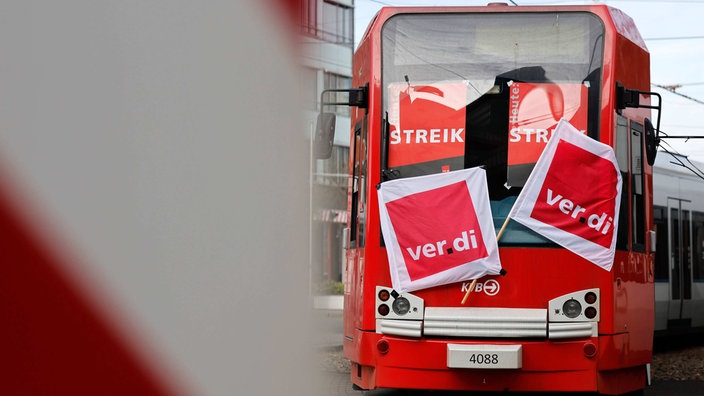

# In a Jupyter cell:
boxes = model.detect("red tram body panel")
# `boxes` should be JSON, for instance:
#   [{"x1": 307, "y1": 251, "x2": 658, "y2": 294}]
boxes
[{"x1": 342, "y1": 4, "x2": 654, "y2": 394}]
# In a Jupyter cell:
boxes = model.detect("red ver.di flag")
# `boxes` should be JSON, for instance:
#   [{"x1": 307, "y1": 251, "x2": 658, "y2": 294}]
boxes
[
  {"x1": 509, "y1": 119, "x2": 622, "y2": 271},
  {"x1": 378, "y1": 168, "x2": 502, "y2": 293}
]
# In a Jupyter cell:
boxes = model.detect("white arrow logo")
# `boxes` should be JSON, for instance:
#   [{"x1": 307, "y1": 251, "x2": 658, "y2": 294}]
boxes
[{"x1": 482, "y1": 279, "x2": 500, "y2": 296}]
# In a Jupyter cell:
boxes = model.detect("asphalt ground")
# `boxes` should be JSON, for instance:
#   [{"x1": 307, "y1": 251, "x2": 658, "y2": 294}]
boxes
[{"x1": 319, "y1": 370, "x2": 704, "y2": 396}]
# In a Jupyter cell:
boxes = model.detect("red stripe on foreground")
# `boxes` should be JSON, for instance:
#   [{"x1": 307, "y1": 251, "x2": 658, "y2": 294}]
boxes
[{"x1": 0, "y1": 186, "x2": 172, "y2": 395}]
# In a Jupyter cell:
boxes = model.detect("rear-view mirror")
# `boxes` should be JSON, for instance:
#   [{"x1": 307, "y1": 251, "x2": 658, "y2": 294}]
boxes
[
  {"x1": 314, "y1": 112, "x2": 336, "y2": 159},
  {"x1": 644, "y1": 117, "x2": 658, "y2": 166}
]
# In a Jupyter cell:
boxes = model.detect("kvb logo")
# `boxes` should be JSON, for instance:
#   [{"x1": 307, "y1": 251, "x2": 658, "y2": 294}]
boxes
[
  {"x1": 529, "y1": 139, "x2": 619, "y2": 249},
  {"x1": 385, "y1": 180, "x2": 489, "y2": 281},
  {"x1": 461, "y1": 279, "x2": 500, "y2": 296}
]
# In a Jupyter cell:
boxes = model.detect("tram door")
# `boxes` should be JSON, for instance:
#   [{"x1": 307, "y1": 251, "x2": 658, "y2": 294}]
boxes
[{"x1": 667, "y1": 198, "x2": 693, "y2": 327}]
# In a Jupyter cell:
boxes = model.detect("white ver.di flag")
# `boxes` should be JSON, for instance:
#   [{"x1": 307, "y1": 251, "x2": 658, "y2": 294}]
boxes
[
  {"x1": 377, "y1": 167, "x2": 502, "y2": 292},
  {"x1": 509, "y1": 119, "x2": 622, "y2": 271}
]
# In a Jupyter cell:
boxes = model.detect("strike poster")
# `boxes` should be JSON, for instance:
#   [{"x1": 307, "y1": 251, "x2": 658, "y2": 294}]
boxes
[
  {"x1": 387, "y1": 82, "x2": 468, "y2": 174},
  {"x1": 507, "y1": 82, "x2": 589, "y2": 187}
]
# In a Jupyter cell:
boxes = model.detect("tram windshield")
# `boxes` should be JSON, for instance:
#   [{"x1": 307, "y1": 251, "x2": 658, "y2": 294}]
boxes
[{"x1": 381, "y1": 12, "x2": 605, "y2": 245}]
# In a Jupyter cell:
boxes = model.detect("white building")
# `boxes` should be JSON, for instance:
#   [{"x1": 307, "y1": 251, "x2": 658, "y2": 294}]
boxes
[{"x1": 300, "y1": 0, "x2": 354, "y2": 292}]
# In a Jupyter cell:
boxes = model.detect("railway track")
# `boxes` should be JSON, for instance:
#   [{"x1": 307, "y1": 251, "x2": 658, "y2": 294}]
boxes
[{"x1": 652, "y1": 335, "x2": 704, "y2": 381}]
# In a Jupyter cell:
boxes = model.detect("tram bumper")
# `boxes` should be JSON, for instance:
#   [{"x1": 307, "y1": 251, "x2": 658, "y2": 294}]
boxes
[
  {"x1": 354, "y1": 286, "x2": 607, "y2": 392},
  {"x1": 351, "y1": 330, "x2": 600, "y2": 392}
]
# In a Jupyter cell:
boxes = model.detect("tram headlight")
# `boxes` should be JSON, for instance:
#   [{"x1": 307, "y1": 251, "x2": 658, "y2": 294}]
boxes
[
  {"x1": 562, "y1": 299, "x2": 582, "y2": 318},
  {"x1": 375, "y1": 286, "x2": 424, "y2": 321},
  {"x1": 392, "y1": 297, "x2": 411, "y2": 315}
]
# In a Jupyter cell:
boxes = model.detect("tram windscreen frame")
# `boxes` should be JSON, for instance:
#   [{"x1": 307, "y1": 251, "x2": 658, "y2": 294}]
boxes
[{"x1": 381, "y1": 12, "x2": 605, "y2": 246}]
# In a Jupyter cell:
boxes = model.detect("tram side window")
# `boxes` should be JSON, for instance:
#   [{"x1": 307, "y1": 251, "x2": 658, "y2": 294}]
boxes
[
  {"x1": 693, "y1": 211, "x2": 704, "y2": 281},
  {"x1": 630, "y1": 122, "x2": 646, "y2": 252},
  {"x1": 614, "y1": 116, "x2": 629, "y2": 250},
  {"x1": 653, "y1": 205, "x2": 669, "y2": 280},
  {"x1": 350, "y1": 120, "x2": 368, "y2": 248},
  {"x1": 358, "y1": 119, "x2": 368, "y2": 247}
]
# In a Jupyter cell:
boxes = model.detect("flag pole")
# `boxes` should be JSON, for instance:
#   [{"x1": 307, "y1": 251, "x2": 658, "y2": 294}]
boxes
[
  {"x1": 460, "y1": 279, "x2": 477, "y2": 304},
  {"x1": 461, "y1": 216, "x2": 511, "y2": 304},
  {"x1": 496, "y1": 215, "x2": 512, "y2": 241}
]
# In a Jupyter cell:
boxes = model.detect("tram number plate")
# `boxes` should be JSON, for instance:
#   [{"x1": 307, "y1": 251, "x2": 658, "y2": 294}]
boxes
[{"x1": 447, "y1": 344, "x2": 522, "y2": 369}]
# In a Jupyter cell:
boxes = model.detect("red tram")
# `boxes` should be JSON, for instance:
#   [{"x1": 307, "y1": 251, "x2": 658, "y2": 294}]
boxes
[{"x1": 317, "y1": 3, "x2": 661, "y2": 394}]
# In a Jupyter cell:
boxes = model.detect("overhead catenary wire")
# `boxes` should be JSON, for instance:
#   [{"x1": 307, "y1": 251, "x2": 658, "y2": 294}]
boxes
[
  {"x1": 652, "y1": 83, "x2": 704, "y2": 106},
  {"x1": 645, "y1": 35, "x2": 704, "y2": 41},
  {"x1": 657, "y1": 136, "x2": 704, "y2": 181}
]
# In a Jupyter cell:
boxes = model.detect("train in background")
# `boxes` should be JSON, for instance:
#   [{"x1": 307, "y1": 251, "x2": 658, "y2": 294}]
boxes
[{"x1": 653, "y1": 151, "x2": 704, "y2": 335}]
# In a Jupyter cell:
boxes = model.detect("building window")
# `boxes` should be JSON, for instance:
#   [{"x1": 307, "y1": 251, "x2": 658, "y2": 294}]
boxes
[
  {"x1": 323, "y1": 72, "x2": 351, "y2": 116},
  {"x1": 322, "y1": 1, "x2": 353, "y2": 45},
  {"x1": 316, "y1": 145, "x2": 349, "y2": 187},
  {"x1": 301, "y1": 67, "x2": 318, "y2": 111},
  {"x1": 300, "y1": 0, "x2": 353, "y2": 46},
  {"x1": 301, "y1": 0, "x2": 317, "y2": 37}
]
